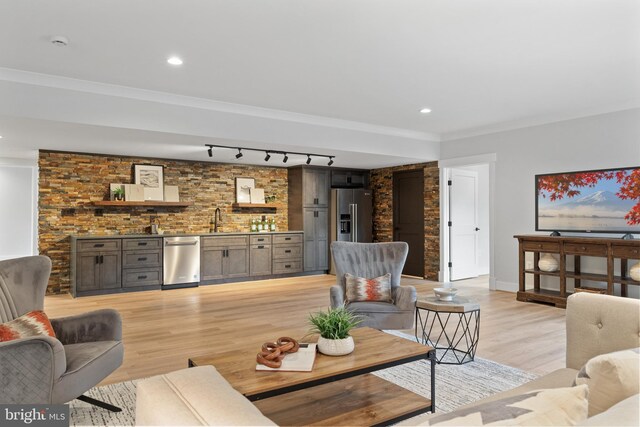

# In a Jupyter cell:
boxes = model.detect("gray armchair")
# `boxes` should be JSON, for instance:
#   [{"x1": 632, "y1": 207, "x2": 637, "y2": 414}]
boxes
[
  {"x1": 330, "y1": 242, "x2": 417, "y2": 329},
  {"x1": 0, "y1": 256, "x2": 123, "y2": 411}
]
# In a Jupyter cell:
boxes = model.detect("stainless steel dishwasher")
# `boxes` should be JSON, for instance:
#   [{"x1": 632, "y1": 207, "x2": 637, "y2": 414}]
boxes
[{"x1": 163, "y1": 236, "x2": 200, "y2": 288}]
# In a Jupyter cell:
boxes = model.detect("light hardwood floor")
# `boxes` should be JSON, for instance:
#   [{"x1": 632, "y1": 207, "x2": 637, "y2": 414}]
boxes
[{"x1": 43, "y1": 275, "x2": 567, "y2": 385}]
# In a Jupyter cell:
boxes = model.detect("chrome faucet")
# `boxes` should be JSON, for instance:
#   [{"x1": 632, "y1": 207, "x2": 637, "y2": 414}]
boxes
[{"x1": 214, "y1": 208, "x2": 222, "y2": 233}]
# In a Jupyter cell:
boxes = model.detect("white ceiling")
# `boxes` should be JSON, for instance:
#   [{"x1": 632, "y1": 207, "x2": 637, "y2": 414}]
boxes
[{"x1": 0, "y1": 0, "x2": 638, "y2": 166}]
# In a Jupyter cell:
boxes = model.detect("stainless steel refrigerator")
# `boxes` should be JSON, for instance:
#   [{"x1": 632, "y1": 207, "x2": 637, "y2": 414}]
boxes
[{"x1": 330, "y1": 188, "x2": 373, "y2": 272}]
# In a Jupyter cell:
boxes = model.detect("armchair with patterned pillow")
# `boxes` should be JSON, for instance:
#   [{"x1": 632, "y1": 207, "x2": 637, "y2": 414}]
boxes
[{"x1": 0, "y1": 256, "x2": 123, "y2": 411}]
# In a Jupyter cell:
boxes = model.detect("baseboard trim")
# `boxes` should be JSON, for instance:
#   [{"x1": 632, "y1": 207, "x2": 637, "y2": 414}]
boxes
[{"x1": 495, "y1": 280, "x2": 518, "y2": 293}]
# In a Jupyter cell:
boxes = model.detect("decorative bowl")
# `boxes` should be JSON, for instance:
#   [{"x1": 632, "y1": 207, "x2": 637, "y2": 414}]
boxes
[{"x1": 434, "y1": 287, "x2": 458, "y2": 301}]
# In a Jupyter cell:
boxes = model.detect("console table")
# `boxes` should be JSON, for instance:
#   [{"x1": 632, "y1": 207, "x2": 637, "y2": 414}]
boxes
[{"x1": 515, "y1": 235, "x2": 640, "y2": 308}]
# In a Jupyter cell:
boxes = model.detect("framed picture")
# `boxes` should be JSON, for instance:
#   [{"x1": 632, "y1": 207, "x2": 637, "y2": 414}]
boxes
[
  {"x1": 235, "y1": 177, "x2": 255, "y2": 203},
  {"x1": 134, "y1": 164, "x2": 164, "y2": 201}
]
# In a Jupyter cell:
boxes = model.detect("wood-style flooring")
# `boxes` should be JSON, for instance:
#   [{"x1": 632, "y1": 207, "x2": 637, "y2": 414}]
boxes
[{"x1": 43, "y1": 275, "x2": 567, "y2": 385}]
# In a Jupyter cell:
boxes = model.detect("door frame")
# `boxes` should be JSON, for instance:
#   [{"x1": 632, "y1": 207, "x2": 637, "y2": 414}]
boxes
[
  {"x1": 438, "y1": 154, "x2": 496, "y2": 288},
  {"x1": 393, "y1": 169, "x2": 425, "y2": 278}
]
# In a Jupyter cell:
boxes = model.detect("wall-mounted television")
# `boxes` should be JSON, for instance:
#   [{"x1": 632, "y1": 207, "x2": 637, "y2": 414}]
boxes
[{"x1": 535, "y1": 166, "x2": 640, "y2": 234}]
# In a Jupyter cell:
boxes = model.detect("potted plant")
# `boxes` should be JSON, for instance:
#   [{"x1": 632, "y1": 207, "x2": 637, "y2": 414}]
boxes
[
  {"x1": 308, "y1": 305, "x2": 362, "y2": 356},
  {"x1": 113, "y1": 187, "x2": 125, "y2": 201}
]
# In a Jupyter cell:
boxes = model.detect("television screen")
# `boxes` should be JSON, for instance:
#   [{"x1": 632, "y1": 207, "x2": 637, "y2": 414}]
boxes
[{"x1": 536, "y1": 166, "x2": 640, "y2": 234}]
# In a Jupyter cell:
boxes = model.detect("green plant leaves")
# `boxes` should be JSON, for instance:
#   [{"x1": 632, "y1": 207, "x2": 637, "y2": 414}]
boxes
[{"x1": 308, "y1": 305, "x2": 362, "y2": 340}]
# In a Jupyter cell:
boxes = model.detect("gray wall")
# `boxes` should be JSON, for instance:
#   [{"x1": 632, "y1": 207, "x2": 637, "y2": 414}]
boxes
[{"x1": 440, "y1": 108, "x2": 640, "y2": 293}]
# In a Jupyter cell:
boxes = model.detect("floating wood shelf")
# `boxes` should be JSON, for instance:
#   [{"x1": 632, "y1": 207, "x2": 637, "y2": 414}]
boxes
[
  {"x1": 91, "y1": 201, "x2": 192, "y2": 208},
  {"x1": 232, "y1": 203, "x2": 279, "y2": 209}
]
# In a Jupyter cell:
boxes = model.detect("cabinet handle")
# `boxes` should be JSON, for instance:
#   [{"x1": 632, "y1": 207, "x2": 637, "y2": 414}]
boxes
[
  {"x1": 138, "y1": 257, "x2": 147, "y2": 261},
  {"x1": 285, "y1": 264, "x2": 291, "y2": 268},
  {"x1": 95, "y1": 255, "x2": 99, "y2": 264},
  {"x1": 94, "y1": 243, "x2": 104, "y2": 248},
  {"x1": 285, "y1": 237, "x2": 291, "y2": 241},
  {"x1": 347, "y1": 176, "x2": 352, "y2": 184},
  {"x1": 100, "y1": 255, "x2": 104, "y2": 264},
  {"x1": 257, "y1": 245, "x2": 265, "y2": 249},
  {"x1": 257, "y1": 238, "x2": 264, "y2": 241},
  {"x1": 285, "y1": 250, "x2": 291, "y2": 253},
  {"x1": 138, "y1": 242, "x2": 148, "y2": 246},
  {"x1": 138, "y1": 275, "x2": 148, "y2": 280}
]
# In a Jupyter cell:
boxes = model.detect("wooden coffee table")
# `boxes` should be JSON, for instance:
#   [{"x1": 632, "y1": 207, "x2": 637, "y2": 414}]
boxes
[{"x1": 189, "y1": 327, "x2": 436, "y2": 426}]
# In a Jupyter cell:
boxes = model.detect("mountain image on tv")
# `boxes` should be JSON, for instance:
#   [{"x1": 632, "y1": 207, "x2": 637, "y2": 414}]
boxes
[{"x1": 536, "y1": 167, "x2": 640, "y2": 232}]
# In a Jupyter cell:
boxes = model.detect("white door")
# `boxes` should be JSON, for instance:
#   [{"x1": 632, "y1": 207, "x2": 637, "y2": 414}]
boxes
[{"x1": 449, "y1": 168, "x2": 479, "y2": 281}]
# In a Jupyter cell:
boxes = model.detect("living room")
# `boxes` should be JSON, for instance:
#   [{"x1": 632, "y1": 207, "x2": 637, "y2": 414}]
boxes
[{"x1": 1, "y1": 1, "x2": 639, "y2": 426}]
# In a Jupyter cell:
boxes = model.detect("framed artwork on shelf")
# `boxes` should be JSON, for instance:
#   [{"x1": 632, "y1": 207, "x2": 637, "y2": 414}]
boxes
[
  {"x1": 134, "y1": 164, "x2": 164, "y2": 201},
  {"x1": 235, "y1": 177, "x2": 256, "y2": 203},
  {"x1": 250, "y1": 188, "x2": 266, "y2": 204}
]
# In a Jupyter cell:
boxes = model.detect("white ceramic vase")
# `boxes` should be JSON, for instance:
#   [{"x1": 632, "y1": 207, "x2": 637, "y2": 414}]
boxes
[
  {"x1": 630, "y1": 262, "x2": 640, "y2": 282},
  {"x1": 538, "y1": 253, "x2": 559, "y2": 272},
  {"x1": 317, "y1": 335, "x2": 355, "y2": 356}
]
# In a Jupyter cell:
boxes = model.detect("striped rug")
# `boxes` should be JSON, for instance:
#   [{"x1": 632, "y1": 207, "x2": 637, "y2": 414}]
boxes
[{"x1": 70, "y1": 331, "x2": 537, "y2": 426}]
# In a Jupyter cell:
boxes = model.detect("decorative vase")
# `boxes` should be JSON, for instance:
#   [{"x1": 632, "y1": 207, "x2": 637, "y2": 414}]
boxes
[
  {"x1": 538, "y1": 253, "x2": 559, "y2": 272},
  {"x1": 317, "y1": 335, "x2": 355, "y2": 356},
  {"x1": 630, "y1": 262, "x2": 640, "y2": 282}
]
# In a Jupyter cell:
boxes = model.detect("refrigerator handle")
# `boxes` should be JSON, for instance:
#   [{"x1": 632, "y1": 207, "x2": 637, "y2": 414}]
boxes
[
  {"x1": 353, "y1": 203, "x2": 358, "y2": 242},
  {"x1": 349, "y1": 204, "x2": 355, "y2": 242}
]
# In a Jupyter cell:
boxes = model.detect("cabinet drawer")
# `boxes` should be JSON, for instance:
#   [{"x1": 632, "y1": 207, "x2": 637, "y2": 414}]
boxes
[
  {"x1": 612, "y1": 245, "x2": 640, "y2": 259},
  {"x1": 123, "y1": 238, "x2": 161, "y2": 250},
  {"x1": 273, "y1": 244, "x2": 302, "y2": 260},
  {"x1": 564, "y1": 243, "x2": 608, "y2": 256},
  {"x1": 273, "y1": 234, "x2": 303, "y2": 245},
  {"x1": 522, "y1": 241, "x2": 559, "y2": 253},
  {"x1": 250, "y1": 244, "x2": 272, "y2": 250},
  {"x1": 123, "y1": 250, "x2": 162, "y2": 268},
  {"x1": 202, "y1": 236, "x2": 248, "y2": 248},
  {"x1": 272, "y1": 260, "x2": 303, "y2": 274},
  {"x1": 77, "y1": 239, "x2": 121, "y2": 252},
  {"x1": 122, "y1": 268, "x2": 162, "y2": 287},
  {"x1": 250, "y1": 235, "x2": 272, "y2": 245}
]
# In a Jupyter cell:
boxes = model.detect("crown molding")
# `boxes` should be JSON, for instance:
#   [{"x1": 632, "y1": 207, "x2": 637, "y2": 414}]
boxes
[
  {"x1": 0, "y1": 67, "x2": 440, "y2": 142},
  {"x1": 440, "y1": 102, "x2": 640, "y2": 142}
]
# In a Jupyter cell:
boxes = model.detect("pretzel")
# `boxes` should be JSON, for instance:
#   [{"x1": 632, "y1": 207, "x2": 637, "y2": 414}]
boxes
[{"x1": 277, "y1": 337, "x2": 299, "y2": 353}]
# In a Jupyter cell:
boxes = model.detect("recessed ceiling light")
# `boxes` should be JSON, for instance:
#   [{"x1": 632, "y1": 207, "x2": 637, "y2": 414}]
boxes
[
  {"x1": 167, "y1": 56, "x2": 183, "y2": 66},
  {"x1": 0, "y1": 135, "x2": 3, "y2": 139},
  {"x1": 420, "y1": 108, "x2": 432, "y2": 114}
]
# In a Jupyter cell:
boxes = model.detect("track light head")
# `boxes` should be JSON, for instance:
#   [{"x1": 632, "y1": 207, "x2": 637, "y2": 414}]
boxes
[
  {"x1": 327, "y1": 157, "x2": 334, "y2": 166},
  {"x1": 264, "y1": 151, "x2": 271, "y2": 162},
  {"x1": 207, "y1": 147, "x2": 213, "y2": 158},
  {"x1": 306, "y1": 155, "x2": 312, "y2": 165},
  {"x1": 235, "y1": 148, "x2": 243, "y2": 159},
  {"x1": 283, "y1": 153, "x2": 288, "y2": 163}
]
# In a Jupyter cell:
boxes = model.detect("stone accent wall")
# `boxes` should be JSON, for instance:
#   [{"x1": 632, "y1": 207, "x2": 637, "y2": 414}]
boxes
[
  {"x1": 370, "y1": 162, "x2": 440, "y2": 281},
  {"x1": 38, "y1": 151, "x2": 288, "y2": 294}
]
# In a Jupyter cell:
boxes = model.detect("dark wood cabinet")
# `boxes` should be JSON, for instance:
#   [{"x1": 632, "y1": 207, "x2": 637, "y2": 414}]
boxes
[
  {"x1": 201, "y1": 236, "x2": 250, "y2": 280},
  {"x1": 122, "y1": 238, "x2": 162, "y2": 289},
  {"x1": 289, "y1": 166, "x2": 330, "y2": 273},
  {"x1": 201, "y1": 247, "x2": 225, "y2": 280},
  {"x1": 515, "y1": 235, "x2": 640, "y2": 308},
  {"x1": 250, "y1": 244, "x2": 272, "y2": 276},
  {"x1": 331, "y1": 169, "x2": 369, "y2": 188},
  {"x1": 73, "y1": 239, "x2": 122, "y2": 295}
]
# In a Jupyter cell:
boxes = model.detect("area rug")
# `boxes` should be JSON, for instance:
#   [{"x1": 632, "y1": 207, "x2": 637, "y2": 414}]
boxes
[{"x1": 70, "y1": 331, "x2": 538, "y2": 426}]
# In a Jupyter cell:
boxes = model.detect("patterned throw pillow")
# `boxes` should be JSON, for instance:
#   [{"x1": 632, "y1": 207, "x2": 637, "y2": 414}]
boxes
[
  {"x1": 574, "y1": 347, "x2": 640, "y2": 417},
  {"x1": 0, "y1": 310, "x2": 56, "y2": 342},
  {"x1": 427, "y1": 385, "x2": 589, "y2": 426},
  {"x1": 345, "y1": 273, "x2": 393, "y2": 303}
]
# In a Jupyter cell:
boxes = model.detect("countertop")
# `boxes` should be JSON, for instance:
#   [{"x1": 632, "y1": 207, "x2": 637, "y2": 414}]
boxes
[{"x1": 71, "y1": 231, "x2": 304, "y2": 240}]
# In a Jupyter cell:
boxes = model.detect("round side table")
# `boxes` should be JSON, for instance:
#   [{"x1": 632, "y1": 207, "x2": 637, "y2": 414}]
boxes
[{"x1": 415, "y1": 296, "x2": 480, "y2": 365}]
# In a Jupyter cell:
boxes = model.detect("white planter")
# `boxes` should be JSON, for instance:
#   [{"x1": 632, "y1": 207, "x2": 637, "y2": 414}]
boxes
[
  {"x1": 538, "y1": 253, "x2": 559, "y2": 272},
  {"x1": 630, "y1": 262, "x2": 640, "y2": 282},
  {"x1": 317, "y1": 335, "x2": 355, "y2": 356}
]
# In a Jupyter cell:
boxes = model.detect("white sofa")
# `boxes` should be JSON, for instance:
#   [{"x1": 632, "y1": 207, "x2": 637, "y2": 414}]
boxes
[{"x1": 136, "y1": 293, "x2": 640, "y2": 426}]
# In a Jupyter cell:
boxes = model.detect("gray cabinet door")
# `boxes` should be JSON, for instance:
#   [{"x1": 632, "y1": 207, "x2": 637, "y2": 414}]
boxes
[
  {"x1": 316, "y1": 208, "x2": 329, "y2": 270},
  {"x1": 201, "y1": 247, "x2": 225, "y2": 280},
  {"x1": 99, "y1": 252, "x2": 122, "y2": 289},
  {"x1": 302, "y1": 169, "x2": 330, "y2": 207},
  {"x1": 303, "y1": 208, "x2": 317, "y2": 271},
  {"x1": 226, "y1": 246, "x2": 249, "y2": 277},
  {"x1": 77, "y1": 253, "x2": 100, "y2": 291},
  {"x1": 315, "y1": 170, "x2": 330, "y2": 207},
  {"x1": 303, "y1": 170, "x2": 318, "y2": 206},
  {"x1": 250, "y1": 245, "x2": 272, "y2": 276}
]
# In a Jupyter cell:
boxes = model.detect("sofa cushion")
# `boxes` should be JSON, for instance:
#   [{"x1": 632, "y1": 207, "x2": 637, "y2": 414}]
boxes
[
  {"x1": 136, "y1": 365, "x2": 276, "y2": 426},
  {"x1": 426, "y1": 385, "x2": 588, "y2": 426},
  {"x1": 345, "y1": 273, "x2": 393, "y2": 303},
  {"x1": 577, "y1": 394, "x2": 640, "y2": 426},
  {"x1": 574, "y1": 347, "x2": 640, "y2": 417},
  {"x1": 0, "y1": 310, "x2": 56, "y2": 342}
]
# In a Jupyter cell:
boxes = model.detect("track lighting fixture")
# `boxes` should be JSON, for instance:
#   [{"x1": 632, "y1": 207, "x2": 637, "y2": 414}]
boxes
[{"x1": 203, "y1": 144, "x2": 335, "y2": 166}]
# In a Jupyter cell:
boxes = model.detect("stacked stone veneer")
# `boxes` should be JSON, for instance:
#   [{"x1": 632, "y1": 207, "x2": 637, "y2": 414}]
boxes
[
  {"x1": 370, "y1": 162, "x2": 440, "y2": 281},
  {"x1": 39, "y1": 151, "x2": 288, "y2": 294}
]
